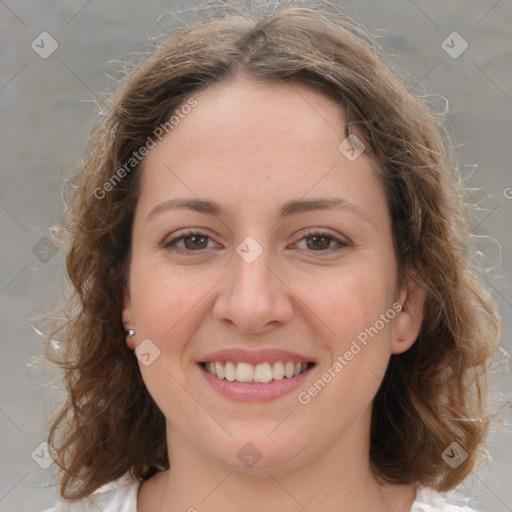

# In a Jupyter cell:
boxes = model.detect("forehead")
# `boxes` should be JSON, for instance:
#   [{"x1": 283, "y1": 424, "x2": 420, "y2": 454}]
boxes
[
  {"x1": 138, "y1": 76, "x2": 387, "y2": 224},
  {"x1": 177, "y1": 76, "x2": 346, "y2": 151}
]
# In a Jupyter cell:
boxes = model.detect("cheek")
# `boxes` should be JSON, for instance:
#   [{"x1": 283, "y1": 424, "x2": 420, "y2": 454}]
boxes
[
  {"x1": 130, "y1": 260, "x2": 214, "y2": 414},
  {"x1": 130, "y1": 258, "x2": 215, "y2": 340},
  {"x1": 303, "y1": 263, "x2": 396, "y2": 344}
]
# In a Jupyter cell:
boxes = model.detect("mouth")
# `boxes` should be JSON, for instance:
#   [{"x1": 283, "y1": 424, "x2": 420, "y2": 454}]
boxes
[
  {"x1": 197, "y1": 348, "x2": 316, "y2": 401},
  {"x1": 200, "y1": 360, "x2": 315, "y2": 384}
]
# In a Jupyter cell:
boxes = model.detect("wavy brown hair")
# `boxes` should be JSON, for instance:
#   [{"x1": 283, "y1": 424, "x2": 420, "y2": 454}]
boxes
[{"x1": 46, "y1": 1, "x2": 502, "y2": 500}]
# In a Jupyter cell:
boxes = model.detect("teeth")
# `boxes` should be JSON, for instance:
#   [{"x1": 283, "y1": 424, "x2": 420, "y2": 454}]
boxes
[
  {"x1": 254, "y1": 362, "x2": 273, "y2": 383},
  {"x1": 215, "y1": 362, "x2": 224, "y2": 379},
  {"x1": 204, "y1": 361, "x2": 310, "y2": 383},
  {"x1": 284, "y1": 362, "x2": 295, "y2": 378},
  {"x1": 272, "y1": 361, "x2": 285, "y2": 380},
  {"x1": 225, "y1": 361, "x2": 236, "y2": 382},
  {"x1": 236, "y1": 362, "x2": 254, "y2": 382}
]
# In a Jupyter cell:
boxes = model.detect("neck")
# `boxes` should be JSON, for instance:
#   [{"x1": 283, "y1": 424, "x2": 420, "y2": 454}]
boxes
[{"x1": 141, "y1": 412, "x2": 416, "y2": 512}]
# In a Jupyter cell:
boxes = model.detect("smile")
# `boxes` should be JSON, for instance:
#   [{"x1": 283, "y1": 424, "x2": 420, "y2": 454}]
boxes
[
  {"x1": 201, "y1": 361, "x2": 312, "y2": 383},
  {"x1": 197, "y1": 348, "x2": 316, "y2": 401}
]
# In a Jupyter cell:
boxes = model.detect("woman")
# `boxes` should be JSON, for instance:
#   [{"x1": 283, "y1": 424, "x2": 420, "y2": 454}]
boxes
[{"x1": 42, "y1": 2, "x2": 501, "y2": 511}]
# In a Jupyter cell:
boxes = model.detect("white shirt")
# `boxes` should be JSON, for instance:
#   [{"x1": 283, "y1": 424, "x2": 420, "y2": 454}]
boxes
[{"x1": 41, "y1": 477, "x2": 478, "y2": 511}]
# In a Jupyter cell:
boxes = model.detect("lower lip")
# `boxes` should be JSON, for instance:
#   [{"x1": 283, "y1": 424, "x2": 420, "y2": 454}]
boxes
[{"x1": 199, "y1": 364, "x2": 314, "y2": 402}]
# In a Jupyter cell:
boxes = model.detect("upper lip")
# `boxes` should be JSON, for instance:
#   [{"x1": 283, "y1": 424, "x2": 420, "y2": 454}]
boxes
[{"x1": 199, "y1": 348, "x2": 315, "y2": 365}]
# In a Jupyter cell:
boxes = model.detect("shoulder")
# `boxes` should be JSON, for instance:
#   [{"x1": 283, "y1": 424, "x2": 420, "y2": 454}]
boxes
[
  {"x1": 411, "y1": 485, "x2": 479, "y2": 511},
  {"x1": 40, "y1": 477, "x2": 140, "y2": 512}
]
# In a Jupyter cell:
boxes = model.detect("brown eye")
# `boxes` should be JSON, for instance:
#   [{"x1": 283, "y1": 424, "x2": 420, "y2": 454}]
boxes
[
  {"x1": 182, "y1": 234, "x2": 209, "y2": 250},
  {"x1": 294, "y1": 230, "x2": 349, "y2": 253},
  {"x1": 305, "y1": 234, "x2": 332, "y2": 251},
  {"x1": 163, "y1": 230, "x2": 217, "y2": 254}
]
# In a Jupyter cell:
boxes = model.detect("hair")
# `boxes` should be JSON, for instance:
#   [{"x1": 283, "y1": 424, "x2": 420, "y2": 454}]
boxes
[{"x1": 46, "y1": 0, "x2": 502, "y2": 501}]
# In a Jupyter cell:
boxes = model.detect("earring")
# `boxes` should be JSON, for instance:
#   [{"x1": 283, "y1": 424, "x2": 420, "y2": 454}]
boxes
[{"x1": 127, "y1": 329, "x2": 136, "y2": 338}]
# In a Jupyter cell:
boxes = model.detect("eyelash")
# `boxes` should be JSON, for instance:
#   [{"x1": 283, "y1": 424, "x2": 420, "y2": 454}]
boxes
[{"x1": 162, "y1": 229, "x2": 349, "y2": 255}]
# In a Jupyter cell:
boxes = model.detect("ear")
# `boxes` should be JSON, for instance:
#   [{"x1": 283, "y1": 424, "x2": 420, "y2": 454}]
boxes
[
  {"x1": 122, "y1": 287, "x2": 136, "y2": 350},
  {"x1": 390, "y1": 273, "x2": 425, "y2": 355}
]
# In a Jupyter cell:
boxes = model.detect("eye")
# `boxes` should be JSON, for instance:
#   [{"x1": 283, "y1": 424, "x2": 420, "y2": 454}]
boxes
[
  {"x1": 162, "y1": 228, "x2": 349, "y2": 255},
  {"x1": 293, "y1": 229, "x2": 349, "y2": 253},
  {"x1": 163, "y1": 229, "x2": 218, "y2": 254}
]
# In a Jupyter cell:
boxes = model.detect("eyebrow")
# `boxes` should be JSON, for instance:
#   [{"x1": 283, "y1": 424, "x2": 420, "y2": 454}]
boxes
[{"x1": 148, "y1": 197, "x2": 372, "y2": 225}]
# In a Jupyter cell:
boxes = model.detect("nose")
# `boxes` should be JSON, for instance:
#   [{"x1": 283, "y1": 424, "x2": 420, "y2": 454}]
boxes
[{"x1": 212, "y1": 242, "x2": 294, "y2": 335}]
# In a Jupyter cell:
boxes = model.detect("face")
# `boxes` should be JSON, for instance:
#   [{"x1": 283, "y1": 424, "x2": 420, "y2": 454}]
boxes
[{"x1": 123, "y1": 77, "x2": 423, "y2": 474}]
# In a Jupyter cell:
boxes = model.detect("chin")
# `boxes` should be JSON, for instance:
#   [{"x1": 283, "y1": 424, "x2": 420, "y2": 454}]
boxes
[{"x1": 202, "y1": 428, "x2": 310, "y2": 473}]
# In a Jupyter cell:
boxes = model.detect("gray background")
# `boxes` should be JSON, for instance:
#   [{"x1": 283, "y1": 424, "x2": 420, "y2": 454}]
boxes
[{"x1": 0, "y1": 1, "x2": 511, "y2": 510}]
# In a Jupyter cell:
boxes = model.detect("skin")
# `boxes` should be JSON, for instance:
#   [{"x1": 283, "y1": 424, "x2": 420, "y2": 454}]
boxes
[{"x1": 122, "y1": 76, "x2": 425, "y2": 512}]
